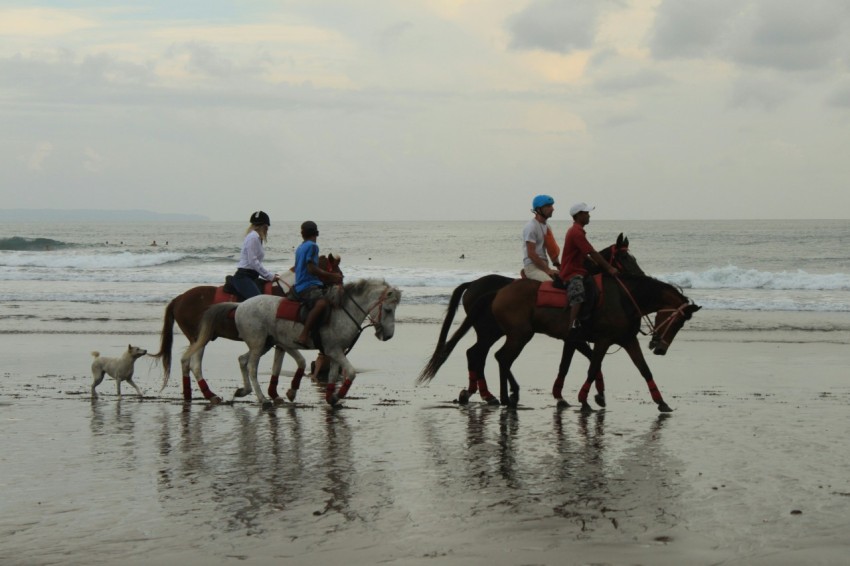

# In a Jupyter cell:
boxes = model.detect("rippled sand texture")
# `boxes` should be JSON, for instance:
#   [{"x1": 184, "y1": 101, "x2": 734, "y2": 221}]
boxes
[{"x1": 2, "y1": 328, "x2": 849, "y2": 566}]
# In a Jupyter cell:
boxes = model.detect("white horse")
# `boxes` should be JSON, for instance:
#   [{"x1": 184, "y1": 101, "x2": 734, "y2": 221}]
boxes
[{"x1": 184, "y1": 278, "x2": 402, "y2": 408}]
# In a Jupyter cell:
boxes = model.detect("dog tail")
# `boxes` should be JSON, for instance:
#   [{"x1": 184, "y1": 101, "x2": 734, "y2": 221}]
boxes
[{"x1": 91, "y1": 351, "x2": 100, "y2": 358}]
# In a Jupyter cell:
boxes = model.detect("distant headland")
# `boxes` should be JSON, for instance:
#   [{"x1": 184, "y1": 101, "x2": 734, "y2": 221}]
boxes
[{"x1": 0, "y1": 209, "x2": 209, "y2": 222}]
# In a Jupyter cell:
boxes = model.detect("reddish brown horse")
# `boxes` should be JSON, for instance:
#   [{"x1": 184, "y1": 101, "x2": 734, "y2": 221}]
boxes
[
  {"x1": 489, "y1": 274, "x2": 700, "y2": 411},
  {"x1": 151, "y1": 255, "x2": 342, "y2": 403},
  {"x1": 420, "y1": 270, "x2": 700, "y2": 412},
  {"x1": 419, "y1": 234, "x2": 643, "y2": 408}
]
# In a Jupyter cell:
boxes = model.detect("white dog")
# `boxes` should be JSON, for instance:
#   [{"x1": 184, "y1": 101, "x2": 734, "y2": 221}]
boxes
[{"x1": 90, "y1": 345, "x2": 148, "y2": 399}]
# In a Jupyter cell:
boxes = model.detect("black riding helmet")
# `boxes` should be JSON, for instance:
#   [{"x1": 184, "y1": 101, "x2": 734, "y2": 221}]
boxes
[
  {"x1": 301, "y1": 220, "x2": 319, "y2": 237},
  {"x1": 250, "y1": 210, "x2": 271, "y2": 226}
]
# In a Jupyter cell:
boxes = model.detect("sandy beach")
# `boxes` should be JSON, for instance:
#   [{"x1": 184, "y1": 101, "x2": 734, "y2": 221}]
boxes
[{"x1": 2, "y1": 322, "x2": 850, "y2": 566}]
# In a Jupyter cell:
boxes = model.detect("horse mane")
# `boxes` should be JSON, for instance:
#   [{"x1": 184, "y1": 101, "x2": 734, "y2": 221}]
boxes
[{"x1": 617, "y1": 273, "x2": 689, "y2": 303}]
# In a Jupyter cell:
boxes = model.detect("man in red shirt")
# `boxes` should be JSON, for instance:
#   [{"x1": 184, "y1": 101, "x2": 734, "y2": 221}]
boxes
[{"x1": 559, "y1": 202, "x2": 619, "y2": 330}]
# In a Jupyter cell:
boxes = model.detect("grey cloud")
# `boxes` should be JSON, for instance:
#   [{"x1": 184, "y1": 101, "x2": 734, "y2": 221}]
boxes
[
  {"x1": 651, "y1": 0, "x2": 850, "y2": 73},
  {"x1": 728, "y1": 75, "x2": 793, "y2": 110},
  {"x1": 507, "y1": 0, "x2": 611, "y2": 53},
  {"x1": 594, "y1": 69, "x2": 670, "y2": 93},
  {"x1": 650, "y1": 0, "x2": 740, "y2": 59},
  {"x1": 827, "y1": 83, "x2": 850, "y2": 107}
]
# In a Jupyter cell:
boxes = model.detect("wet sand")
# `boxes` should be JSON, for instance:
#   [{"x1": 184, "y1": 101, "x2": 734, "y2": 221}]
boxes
[{"x1": 2, "y1": 325, "x2": 850, "y2": 565}]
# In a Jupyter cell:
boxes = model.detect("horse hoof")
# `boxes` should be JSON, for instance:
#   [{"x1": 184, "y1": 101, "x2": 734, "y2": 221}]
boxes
[
  {"x1": 509, "y1": 393, "x2": 520, "y2": 406},
  {"x1": 580, "y1": 402, "x2": 594, "y2": 413},
  {"x1": 556, "y1": 399, "x2": 570, "y2": 409},
  {"x1": 209, "y1": 396, "x2": 223, "y2": 405},
  {"x1": 594, "y1": 393, "x2": 607, "y2": 408},
  {"x1": 285, "y1": 389, "x2": 297, "y2": 402},
  {"x1": 484, "y1": 396, "x2": 500, "y2": 406},
  {"x1": 273, "y1": 397, "x2": 286, "y2": 406},
  {"x1": 458, "y1": 390, "x2": 470, "y2": 405},
  {"x1": 326, "y1": 394, "x2": 340, "y2": 407},
  {"x1": 262, "y1": 400, "x2": 274, "y2": 410},
  {"x1": 234, "y1": 387, "x2": 250, "y2": 398},
  {"x1": 658, "y1": 402, "x2": 673, "y2": 413}
]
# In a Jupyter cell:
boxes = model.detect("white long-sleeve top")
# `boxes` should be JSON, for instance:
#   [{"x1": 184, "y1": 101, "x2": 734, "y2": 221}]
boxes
[{"x1": 236, "y1": 230, "x2": 275, "y2": 281}]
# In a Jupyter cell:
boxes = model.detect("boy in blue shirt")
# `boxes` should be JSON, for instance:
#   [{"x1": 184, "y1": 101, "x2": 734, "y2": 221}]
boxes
[{"x1": 294, "y1": 221, "x2": 343, "y2": 347}]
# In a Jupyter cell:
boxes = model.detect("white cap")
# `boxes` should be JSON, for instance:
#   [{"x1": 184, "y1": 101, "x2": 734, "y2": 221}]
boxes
[{"x1": 569, "y1": 202, "x2": 595, "y2": 217}]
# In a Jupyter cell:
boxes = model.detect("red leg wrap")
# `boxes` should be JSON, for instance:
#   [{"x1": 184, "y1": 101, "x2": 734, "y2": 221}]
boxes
[
  {"x1": 267, "y1": 375, "x2": 279, "y2": 399},
  {"x1": 197, "y1": 378, "x2": 215, "y2": 400},
  {"x1": 338, "y1": 378, "x2": 353, "y2": 398},
  {"x1": 290, "y1": 367, "x2": 305, "y2": 390},
  {"x1": 182, "y1": 375, "x2": 192, "y2": 401},
  {"x1": 477, "y1": 377, "x2": 493, "y2": 400},
  {"x1": 647, "y1": 379, "x2": 663, "y2": 403},
  {"x1": 552, "y1": 373, "x2": 566, "y2": 399},
  {"x1": 578, "y1": 381, "x2": 591, "y2": 403},
  {"x1": 595, "y1": 372, "x2": 605, "y2": 393}
]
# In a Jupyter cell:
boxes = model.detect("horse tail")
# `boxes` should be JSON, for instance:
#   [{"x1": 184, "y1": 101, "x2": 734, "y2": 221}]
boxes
[
  {"x1": 417, "y1": 282, "x2": 487, "y2": 385},
  {"x1": 183, "y1": 303, "x2": 239, "y2": 361},
  {"x1": 436, "y1": 281, "x2": 472, "y2": 345},
  {"x1": 149, "y1": 297, "x2": 178, "y2": 392}
]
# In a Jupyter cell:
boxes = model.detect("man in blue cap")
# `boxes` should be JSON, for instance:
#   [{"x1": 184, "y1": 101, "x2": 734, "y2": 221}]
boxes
[{"x1": 522, "y1": 194, "x2": 560, "y2": 281}]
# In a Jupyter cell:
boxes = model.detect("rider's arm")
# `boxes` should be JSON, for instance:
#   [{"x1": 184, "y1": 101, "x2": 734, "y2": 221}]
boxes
[
  {"x1": 526, "y1": 241, "x2": 556, "y2": 275},
  {"x1": 588, "y1": 249, "x2": 618, "y2": 276},
  {"x1": 243, "y1": 234, "x2": 278, "y2": 281},
  {"x1": 307, "y1": 262, "x2": 342, "y2": 283}
]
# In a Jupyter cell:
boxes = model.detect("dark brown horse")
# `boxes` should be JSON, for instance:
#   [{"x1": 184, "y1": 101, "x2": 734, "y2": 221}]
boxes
[
  {"x1": 151, "y1": 254, "x2": 342, "y2": 403},
  {"x1": 484, "y1": 274, "x2": 700, "y2": 411},
  {"x1": 419, "y1": 234, "x2": 644, "y2": 408}
]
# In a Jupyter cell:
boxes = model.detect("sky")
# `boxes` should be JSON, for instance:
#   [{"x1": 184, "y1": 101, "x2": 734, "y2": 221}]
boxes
[{"x1": 2, "y1": 0, "x2": 850, "y2": 221}]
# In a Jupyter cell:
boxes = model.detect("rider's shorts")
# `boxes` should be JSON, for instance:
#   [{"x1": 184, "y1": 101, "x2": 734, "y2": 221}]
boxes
[{"x1": 567, "y1": 276, "x2": 585, "y2": 306}]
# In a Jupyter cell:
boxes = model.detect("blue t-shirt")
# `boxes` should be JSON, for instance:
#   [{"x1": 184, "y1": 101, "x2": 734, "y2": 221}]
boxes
[{"x1": 294, "y1": 240, "x2": 323, "y2": 294}]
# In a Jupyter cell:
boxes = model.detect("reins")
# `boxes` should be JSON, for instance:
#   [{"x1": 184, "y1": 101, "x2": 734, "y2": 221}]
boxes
[
  {"x1": 335, "y1": 283, "x2": 394, "y2": 353},
  {"x1": 611, "y1": 275, "x2": 691, "y2": 346}
]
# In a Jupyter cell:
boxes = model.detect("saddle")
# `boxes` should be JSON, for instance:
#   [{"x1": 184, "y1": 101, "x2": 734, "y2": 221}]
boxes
[
  {"x1": 536, "y1": 274, "x2": 603, "y2": 321},
  {"x1": 217, "y1": 276, "x2": 281, "y2": 304}
]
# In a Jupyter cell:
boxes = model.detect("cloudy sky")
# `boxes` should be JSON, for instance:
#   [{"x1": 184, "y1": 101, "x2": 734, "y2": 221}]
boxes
[{"x1": 2, "y1": 0, "x2": 849, "y2": 221}]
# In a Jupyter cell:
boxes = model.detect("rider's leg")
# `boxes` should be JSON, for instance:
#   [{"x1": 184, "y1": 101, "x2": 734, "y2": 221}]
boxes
[{"x1": 297, "y1": 298, "x2": 327, "y2": 345}]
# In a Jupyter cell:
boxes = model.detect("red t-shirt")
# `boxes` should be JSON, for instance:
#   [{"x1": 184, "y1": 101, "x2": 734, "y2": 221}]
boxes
[{"x1": 559, "y1": 222, "x2": 594, "y2": 280}]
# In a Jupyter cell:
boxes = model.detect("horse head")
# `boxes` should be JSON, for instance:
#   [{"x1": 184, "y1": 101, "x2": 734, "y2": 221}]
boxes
[
  {"x1": 343, "y1": 279, "x2": 402, "y2": 341},
  {"x1": 593, "y1": 233, "x2": 644, "y2": 276},
  {"x1": 649, "y1": 297, "x2": 701, "y2": 355}
]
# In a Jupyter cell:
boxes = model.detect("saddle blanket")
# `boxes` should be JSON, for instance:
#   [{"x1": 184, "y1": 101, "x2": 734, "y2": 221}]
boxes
[
  {"x1": 212, "y1": 286, "x2": 302, "y2": 322},
  {"x1": 536, "y1": 275, "x2": 603, "y2": 309}
]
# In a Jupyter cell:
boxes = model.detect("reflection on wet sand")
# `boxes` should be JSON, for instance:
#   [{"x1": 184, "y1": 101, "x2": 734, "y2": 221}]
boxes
[
  {"x1": 417, "y1": 403, "x2": 683, "y2": 540},
  {"x1": 153, "y1": 402, "x2": 360, "y2": 542}
]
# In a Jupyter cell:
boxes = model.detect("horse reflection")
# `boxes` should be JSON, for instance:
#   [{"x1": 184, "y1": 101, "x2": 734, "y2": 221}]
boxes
[
  {"x1": 154, "y1": 402, "x2": 357, "y2": 539},
  {"x1": 548, "y1": 411, "x2": 682, "y2": 536}
]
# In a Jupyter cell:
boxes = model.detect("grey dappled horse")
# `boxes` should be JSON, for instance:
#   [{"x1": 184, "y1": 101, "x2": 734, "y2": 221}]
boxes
[{"x1": 184, "y1": 278, "x2": 402, "y2": 408}]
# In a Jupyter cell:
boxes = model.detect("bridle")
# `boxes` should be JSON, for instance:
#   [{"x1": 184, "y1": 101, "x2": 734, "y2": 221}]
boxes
[
  {"x1": 337, "y1": 283, "x2": 396, "y2": 349},
  {"x1": 611, "y1": 276, "x2": 693, "y2": 349}
]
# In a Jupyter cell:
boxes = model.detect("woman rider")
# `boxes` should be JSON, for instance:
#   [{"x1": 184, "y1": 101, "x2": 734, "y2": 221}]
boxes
[{"x1": 231, "y1": 210, "x2": 280, "y2": 300}]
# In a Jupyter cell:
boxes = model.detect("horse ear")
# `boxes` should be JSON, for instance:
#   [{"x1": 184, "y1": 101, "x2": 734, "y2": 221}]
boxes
[
  {"x1": 617, "y1": 233, "x2": 624, "y2": 246},
  {"x1": 624, "y1": 236, "x2": 629, "y2": 248}
]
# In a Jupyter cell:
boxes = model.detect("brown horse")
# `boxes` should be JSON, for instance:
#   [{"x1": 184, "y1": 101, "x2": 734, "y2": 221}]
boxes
[
  {"x1": 486, "y1": 274, "x2": 700, "y2": 411},
  {"x1": 151, "y1": 254, "x2": 342, "y2": 403},
  {"x1": 419, "y1": 234, "x2": 644, "y2": 408}
]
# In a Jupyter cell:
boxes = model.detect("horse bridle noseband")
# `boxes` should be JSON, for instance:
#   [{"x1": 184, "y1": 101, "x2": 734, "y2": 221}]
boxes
[
  {"x1": 336, "y1": 284, "x2": 395, "y2": 351},
  {"x1": 611, "y1": 275, "x2": 693, "y2": 349}
]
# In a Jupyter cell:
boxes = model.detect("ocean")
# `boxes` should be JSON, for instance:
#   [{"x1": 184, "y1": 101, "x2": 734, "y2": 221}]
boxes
[{"x1": 2, "y1": 219, "x2": 849, "y2": 339}]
